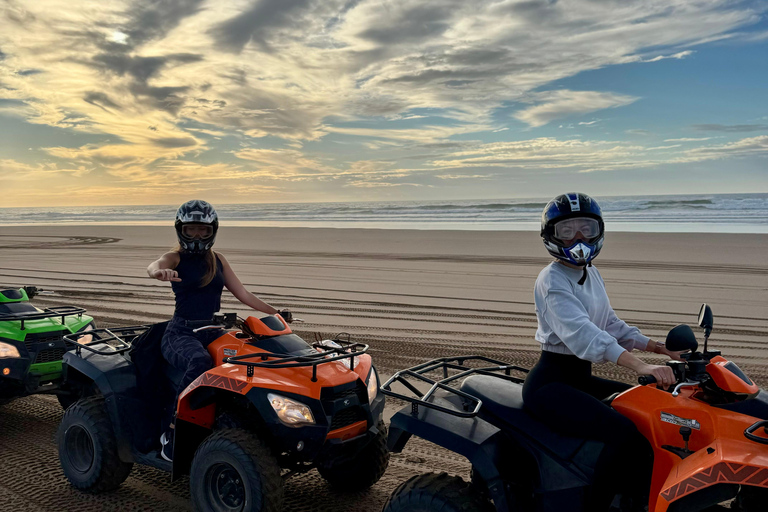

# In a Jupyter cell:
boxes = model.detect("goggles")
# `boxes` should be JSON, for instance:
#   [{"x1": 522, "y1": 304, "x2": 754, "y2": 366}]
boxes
[
  {"x1": 554, "y1": 217, "x2": 600, "y2": 241},
  {"x1": 182, "y1": 223, "x2": 214, "y2": 239}
]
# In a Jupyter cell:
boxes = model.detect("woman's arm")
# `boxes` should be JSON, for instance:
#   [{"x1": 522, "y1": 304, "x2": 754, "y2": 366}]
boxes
[
  {"x1": 147, "y1": 252, "x2": 181, "y2": 282},
  {"x1": 218, "y1": 253, "x2": 279, "y2": 315},
  {"x1": 539, "y1": 286, "x2": 627, "y2": 364},
  {"x1": 645, "y1": 339, "x2": 686, "y2": 360}
]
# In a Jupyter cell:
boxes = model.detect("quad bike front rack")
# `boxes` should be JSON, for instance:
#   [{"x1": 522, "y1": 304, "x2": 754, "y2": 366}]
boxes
[
  {"x1": 62, "y1": 326, "x2": 150, "y2": 356},
  {"x1": 381, "y1": 355, "x2": 529, "y2": 418},
  {"x1": 0, "y1": 306, "x2": 87, "y2": 331},
  {"x1": 224, "y1": 338, "x2": 369, "y2": 382}
]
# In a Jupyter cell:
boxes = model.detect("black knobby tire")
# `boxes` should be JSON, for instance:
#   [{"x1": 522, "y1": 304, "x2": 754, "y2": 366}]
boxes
[
  {"x1": 190, "y1": 428, "x2": 284, "y2": 512},
  {"x1": 732, "y1": 486, "x2": 768, "y2": 511},
  {"x1": 318, "y1": 421, "x2": 390, "y2": 491},
  {"x1": 382, "y1": 473, "x2": 495, "y2": 512},
  {"x1": 57, "y1": 395, "x2": 133, "y2": 492}
]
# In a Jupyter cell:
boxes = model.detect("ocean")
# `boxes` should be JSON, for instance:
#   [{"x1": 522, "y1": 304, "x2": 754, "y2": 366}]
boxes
[{"x1": 1, "y1": 193, "x2": 767, "y2": 233}]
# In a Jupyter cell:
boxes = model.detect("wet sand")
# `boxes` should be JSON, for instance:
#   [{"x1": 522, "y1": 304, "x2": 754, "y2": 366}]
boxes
[{"x1": 0, "y1": 226, "x2": 766, "y2": 511}]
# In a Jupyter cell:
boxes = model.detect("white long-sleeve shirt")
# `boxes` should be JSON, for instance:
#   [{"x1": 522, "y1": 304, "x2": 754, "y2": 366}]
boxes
[{"x1": 534, "y1": 262, "x2": 649, "y2": 364}]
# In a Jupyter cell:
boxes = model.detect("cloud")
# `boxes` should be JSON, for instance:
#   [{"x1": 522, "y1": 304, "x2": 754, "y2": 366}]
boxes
[
  {"x1": 643, "y1": 50, "x2": 694, "y2": 63},
  {"x1": 152, "y1": 136, "x2": 198, "y2": 148},
  {"x1": 664, "y1": 137, "x2": 713, "y2": 142},
  {"x1": 514, "y1": 90, "x2": 639, "y2": 127},
  {"x1": 209, "y1": 0, "x2": 317, "y2": 54},
  {"x1": 692, "y1": 124, "x2": 768, "y2": 132},
  {"x1": 83, "y1": 92, "x2": 121, "y2": 111},
  {"x1": 678, "y1": 135, "x2": 768, "y2": 162}
]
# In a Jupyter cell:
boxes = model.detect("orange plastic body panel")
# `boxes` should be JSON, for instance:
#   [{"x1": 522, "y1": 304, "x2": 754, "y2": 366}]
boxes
[
  {"x1": 707, "y1": 356, "x2": 759, "y2": 395},
  {"x1": 175, "y1": 321, "x2": 371, "y2": 429},
  {"x1": 613, "y1": 379, "x2": 768, "y2": 512},
  {"x1": 326, "y1": 420, "x2": 367, "y2": 441},
  {"x1": 244, "y1": 315, "x2": 292, "y2": 337}
]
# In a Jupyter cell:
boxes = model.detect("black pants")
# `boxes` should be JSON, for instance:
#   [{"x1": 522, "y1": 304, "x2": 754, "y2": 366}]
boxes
[
  {"x1": 160, "y1": 316, "x2": 224, "y2": 431},
  {"x1": 522, "y1": 351, "x2": 653, "y2": 511}
]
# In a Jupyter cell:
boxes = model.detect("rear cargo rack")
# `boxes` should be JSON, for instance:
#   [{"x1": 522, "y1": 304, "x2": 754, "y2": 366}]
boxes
[
  {"x1": 381, "y1": 356, "x2": 529, "y2": 418},
  {"x1": 224, "y1": 339, "x2": 369, "y2": 382},
  {"x1": 62, "y1": 326, "x2": 149, "y2": 356},
  {"x1": 0, "y1": 306, "x2": 87, "y2": 331}
]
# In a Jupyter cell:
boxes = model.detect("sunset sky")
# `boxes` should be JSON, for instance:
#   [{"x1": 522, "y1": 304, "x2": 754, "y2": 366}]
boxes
[{"x1": 1, "y1": 0, "x2": 767, "y2": 206}]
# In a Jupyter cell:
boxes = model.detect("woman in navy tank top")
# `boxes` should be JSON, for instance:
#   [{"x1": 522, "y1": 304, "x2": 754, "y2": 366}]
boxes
[{"x1": 146, "y1": 200, "x2": 292, "y2": 461}]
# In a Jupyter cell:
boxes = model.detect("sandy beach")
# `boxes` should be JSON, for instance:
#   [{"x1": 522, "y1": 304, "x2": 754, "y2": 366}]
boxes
[{"x1": 0, "y1": 225, "x2": 766, "y2": 511}]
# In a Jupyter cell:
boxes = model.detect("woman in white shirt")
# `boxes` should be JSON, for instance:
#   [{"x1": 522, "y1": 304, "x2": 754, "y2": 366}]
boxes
[{"x1": 522, "y1": 193, "x2": 682, "y2": 512}]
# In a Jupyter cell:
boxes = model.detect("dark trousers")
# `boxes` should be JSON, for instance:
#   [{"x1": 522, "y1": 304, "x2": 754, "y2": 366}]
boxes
[
  {"x1": 160, "y1": 317, "x2": 224, "y2": 431},
  {"x1": 522, "y1": 351, "x2": 653, "y2": 512}
]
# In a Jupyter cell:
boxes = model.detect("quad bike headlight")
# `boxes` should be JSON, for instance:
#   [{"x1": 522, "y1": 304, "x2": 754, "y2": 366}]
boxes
[
  {"x1": 0, "y1": 342, "x2": 21, "y2": 358},
  {"x1": 367, "y1": 369, "x2": 379, "y2": 404},
  {"x1": 267, "y1": 393, "x2": 315, "y2": 427}
]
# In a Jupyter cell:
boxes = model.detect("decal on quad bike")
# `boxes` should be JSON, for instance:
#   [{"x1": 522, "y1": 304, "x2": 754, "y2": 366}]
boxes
[
  {"x1": 661, "y1": 462, "x2": 768, "y2": 502},
  {"x1": 660, "y1": 411, "x2": 701, "y2": 430},
  {"x1": 186, "y1": 373, "x2": 248, "y2": 394},
  {"x1": 223, "y1": 348, "x2": 237, "y2": 356}
]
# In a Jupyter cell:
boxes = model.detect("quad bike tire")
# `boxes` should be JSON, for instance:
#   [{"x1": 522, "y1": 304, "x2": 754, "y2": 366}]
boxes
[
  {"x1": 382, "y1": 473, "x2": 495, "y2": 512},
  {"x1": 57, "y1": 395, "x2": 133, "y2": 492},
  {"x1": 318, "y1": 420, "x2": 390, "y2": 491},
  {"x1": 731, "y1": 485, "x2": 768, "y2": 511},
  {"x1": 190, "y1": 428, "x2": 284, "y2": 512}
]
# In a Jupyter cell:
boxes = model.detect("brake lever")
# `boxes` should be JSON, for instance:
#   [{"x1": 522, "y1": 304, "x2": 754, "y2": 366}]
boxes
[
  {"x1": 192, "y1": 325, "x2": 222, "y2": 333},
  {"x1": 672, "y1": 380, "x2": 701, "y2": 397}
]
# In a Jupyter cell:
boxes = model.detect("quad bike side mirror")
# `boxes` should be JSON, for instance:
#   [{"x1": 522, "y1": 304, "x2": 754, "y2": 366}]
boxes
[
  {"x1": 698, "y1": 303, "x2": 713, "y2": 337},
  {"x1": 666, "y1": 324, "x2": 698, "y2": 353}
]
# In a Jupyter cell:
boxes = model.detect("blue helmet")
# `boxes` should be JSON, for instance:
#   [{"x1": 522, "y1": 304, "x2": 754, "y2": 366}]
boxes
[
  {"x1": 174, "y1": 200, "x2": 219, "y2": 254},
  {"x1": 541, "y1": 193, "x2": 604, "y2": 266}
]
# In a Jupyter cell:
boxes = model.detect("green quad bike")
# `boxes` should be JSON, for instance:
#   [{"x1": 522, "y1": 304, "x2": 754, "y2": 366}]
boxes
[{"x1": 0, "y1": 286, "x2": 94, "y2": 409}]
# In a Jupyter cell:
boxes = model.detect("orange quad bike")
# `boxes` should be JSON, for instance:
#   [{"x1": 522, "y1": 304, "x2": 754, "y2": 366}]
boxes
[
  {"x1": 381, "y1": 304, "x2": 768, "y2": 512},
  {"x1": 56, "y1": 312, "x2": 388, "y2": 512}
]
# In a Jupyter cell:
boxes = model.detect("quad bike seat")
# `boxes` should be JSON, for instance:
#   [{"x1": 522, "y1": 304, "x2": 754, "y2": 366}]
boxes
[{"x1": 460, "y1": 375, "x2": 595, "y2": 462}]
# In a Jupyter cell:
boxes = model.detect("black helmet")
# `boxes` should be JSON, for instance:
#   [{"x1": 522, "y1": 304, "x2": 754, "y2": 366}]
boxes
[
  {"x1": 174, "y1": 200, "x2": 219, "y2": 254},
  {"x1": 541, "y1": 193, "x2": 604, "y2": 266}
]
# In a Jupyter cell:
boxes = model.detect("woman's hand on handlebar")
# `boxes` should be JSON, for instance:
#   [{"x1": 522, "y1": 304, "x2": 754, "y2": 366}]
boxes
[
  {"x1": 152, "y1": 269, "x2": 181, "y2": 282},
  {"x1": 640, "y1": 364, "x2": 676, "y2": 388}
]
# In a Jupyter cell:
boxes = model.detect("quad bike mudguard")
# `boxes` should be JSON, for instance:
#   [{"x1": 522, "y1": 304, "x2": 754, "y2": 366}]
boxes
[
  {"x1": 613, "y1": 383, "x2": 768, "y2": 512},
  {"x1": 62, "y1": 350, "x2": 142, "y2": 462}
]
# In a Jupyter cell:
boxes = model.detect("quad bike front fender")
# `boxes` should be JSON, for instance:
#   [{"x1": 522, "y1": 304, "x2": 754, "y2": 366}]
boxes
[{"x1": 653, "y1": 437, "x2": 768, "y2": 512}]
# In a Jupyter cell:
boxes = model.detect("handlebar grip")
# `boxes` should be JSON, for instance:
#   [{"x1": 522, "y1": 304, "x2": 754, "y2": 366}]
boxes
[{"x1": 638, "y1": 375, "x2": 657, "y2": 385}]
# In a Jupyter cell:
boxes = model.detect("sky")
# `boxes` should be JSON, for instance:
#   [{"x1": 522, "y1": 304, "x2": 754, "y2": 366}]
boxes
[{"x1": 0, "y1": 0, "x2": 767, "y2": 207}]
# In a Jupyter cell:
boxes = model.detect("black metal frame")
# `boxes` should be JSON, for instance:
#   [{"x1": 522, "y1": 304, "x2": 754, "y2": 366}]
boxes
[
  {"x1": 0, "y1": 306, "x2": 87, "y2": 331},
  {"x1": 380, "y1": 355, "x2": 529, "y2": 418},
  {"x1": 62, "y1": 326, "x2": 150, "y2": 356},
  {"x1": 224, "y1": 339, "x2": 369, "y2": 382}
]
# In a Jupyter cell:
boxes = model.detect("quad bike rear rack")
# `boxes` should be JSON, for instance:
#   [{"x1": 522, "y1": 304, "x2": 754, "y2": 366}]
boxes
[
  {"x1": 0, "y1": 306, "x2": 87, "y2": 331},
  {"x1": 62, "y1": 326, "x2": 150, "y2": 356},
  {"x1": 224, "y1": 338, "x2": 369, "y2": 382},
  {"x1": 381, "y1": 355, "x2": 529, "y2": 418}
]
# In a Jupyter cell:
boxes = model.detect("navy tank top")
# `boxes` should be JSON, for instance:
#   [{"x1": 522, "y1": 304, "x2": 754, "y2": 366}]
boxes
[{"x1": 171, "y1": 251, "x2": 225, "y2": 320}]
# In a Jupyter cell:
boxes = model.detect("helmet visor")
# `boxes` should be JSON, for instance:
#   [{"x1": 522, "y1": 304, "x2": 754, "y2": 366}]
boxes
[
  {"x1": 181, "y1": 223, "x2": 214, "y2": 239},
  {"x1": 553, "y1": 217, "x2": 600, "y2": 242}
]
